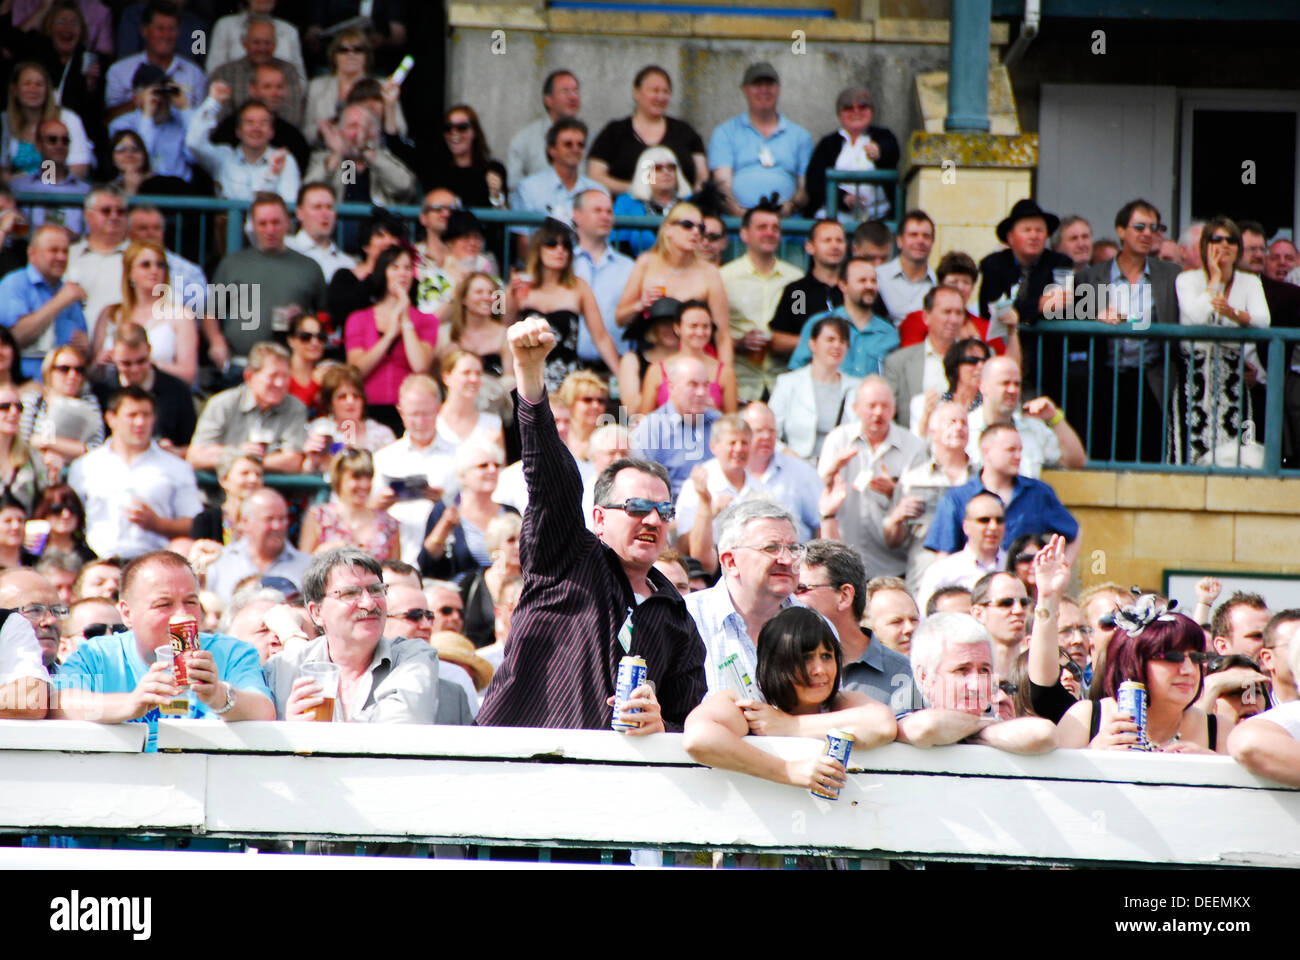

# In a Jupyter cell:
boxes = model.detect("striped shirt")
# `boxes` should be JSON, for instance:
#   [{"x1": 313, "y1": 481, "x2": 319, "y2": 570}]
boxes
[{"x1": 476, "y1": 394, "x2": 707, "y2": 731}]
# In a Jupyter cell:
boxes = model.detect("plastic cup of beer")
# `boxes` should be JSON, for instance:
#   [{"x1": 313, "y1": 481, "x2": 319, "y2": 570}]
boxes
[
  {"x1": 299, "y1": 662, "x2": 339, "y2": 722},
  {"x1": 515, "y1": 272, "x2": 534, "y2": 300},
  {"x1": 1052, "y1": 268, "x2": 1074, "y2": 299},
  {"x1": 154, "y1": 646, "x2": 191, "y2": 717},
  {"x1": 23, "y1": 519, "x2": 50, "y2": 555}
]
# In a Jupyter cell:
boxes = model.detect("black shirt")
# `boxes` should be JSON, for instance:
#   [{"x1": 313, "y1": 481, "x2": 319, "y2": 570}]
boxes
[
  {"x1": 92, "y1": 365, "x2": 196, "y2": 450},
  {"x1": 587, "y1": 116, "x2": 705, "y2": 185},
  {"x1": 770, "y1": 272, "x2": 844, "y2": 336}
]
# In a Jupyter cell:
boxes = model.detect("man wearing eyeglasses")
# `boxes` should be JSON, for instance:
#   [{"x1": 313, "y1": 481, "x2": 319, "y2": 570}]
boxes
[
  {"x1": 477, "y1": 317, "x2": 706, "y2": 732},
  {"x1": 0, "y1": 569, "x2": 66, "y2": 674},
  {"x1": 968, "y1": 571, "x2": 1033, "y2": 679},
  {"x1": 64, "y1": 186, "x2": 130, "y2": 336},
  {"x1": 915, "y1": 493, "x2": 1007, "y2": 616},
  {"x1": 10, "y1": 120, "x2": 90, "y2": 235},
  {"x1": 0, "y1": 577, "x2": 50, "y2": 716},
  {"x1": 264, "y1": 547, "x2": 440, "y2": 723},
  {"x1": 425, "y1": 582, "x2": 465, "y2": 635},
  {"x1": 383, "y1": 581, "x2": 474, "y2": 724}
]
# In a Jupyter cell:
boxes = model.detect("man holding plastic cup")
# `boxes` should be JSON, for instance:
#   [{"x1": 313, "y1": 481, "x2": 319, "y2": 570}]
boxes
[
  {"x1": 52, "y1": 550, "x2": 276, "y2": 749},
  {"x1": 262, "y1": 546, "x2": 440, "y2": 722}
]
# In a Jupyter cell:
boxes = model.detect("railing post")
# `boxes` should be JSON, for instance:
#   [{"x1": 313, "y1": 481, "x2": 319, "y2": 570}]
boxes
[
  {"x1": 1264, "y1": 330, "x2": 1286, "y2": 472},
  {"x1": 225, "y1": 205, "x2": 246, "y2": 255}
]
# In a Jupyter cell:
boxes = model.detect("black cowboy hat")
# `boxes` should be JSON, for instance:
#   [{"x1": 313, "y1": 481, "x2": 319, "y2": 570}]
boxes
[{"x1": 996, "y1": 198, "x2": 1060, "y2": 244}]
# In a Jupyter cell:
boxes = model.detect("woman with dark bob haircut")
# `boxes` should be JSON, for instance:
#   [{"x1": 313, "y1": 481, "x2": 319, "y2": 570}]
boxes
[
  {"x1": 682, "y1": 607, "x2": 896, "y2": 791},
  {"x1": 1057, "y1": 596, "x2": 1226, "y2": 753}
]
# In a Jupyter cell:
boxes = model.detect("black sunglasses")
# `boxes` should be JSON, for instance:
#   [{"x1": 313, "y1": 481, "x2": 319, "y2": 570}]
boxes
[
  {"x1": 293, "y1": 331, "x2": 327, "y2": 343},
  {"x1": 53, "y1": 364, "x2": 84, "y2": 374},
  {"x1": 445, "y1": 121, "x2": 472, "y2": 133},
  {"x1": 0, "y1": 401, "x2": 18, "y2": 412},
  {"x1": 673, "y1": 219, "x2": 705, "y2": 232},
  {"x1": 1208, "y1": 234, "x2": 1240, "y2": 246},
  {"x1": 1154, "y1": 650, "x2": 1211, "y2": 665},
  {"x1": 436, "y1": 605, "x2": 460, "y2": 616},
  {"x1": 541, "y1": 236, "x2": 572, "y2": 249},
  {"x1": 958, "y1": 355, "x2": 988, "y2": 366},
  {"x1": 83, "y1": 622, "x2": 128, "y2": 638},
  {"x1": 703, "y1": 232, "x2": 726, "y2": 243},
  {"x1": 996, "y1": 680, "x2": 1018, "y2": 696},
  {"x1": 394, "y1": 609, "x2": 436, "y2": 622},
  {"x1": 603, "y1": 497, "x2": 675, "y2": 522}
]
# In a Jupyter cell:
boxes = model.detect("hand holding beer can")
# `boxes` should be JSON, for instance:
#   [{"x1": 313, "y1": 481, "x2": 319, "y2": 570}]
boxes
[
  {"x1": 612, "y1": 655, "x2": 647, "y2": 732},
  {"x1": 299, "y1": 662, "x2": 340, "y2": 722},
  {"x1": 810, "y1": 728, "x2": 855, "y2": 800},
  {"x1": 1117, "y1": 680, "x2": 1148, "y2": 750}
]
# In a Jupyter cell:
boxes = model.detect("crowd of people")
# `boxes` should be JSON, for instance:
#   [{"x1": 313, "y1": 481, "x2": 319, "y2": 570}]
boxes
[{"x1": 0, "y1": 1, "x2": 1299, "y2": 833}]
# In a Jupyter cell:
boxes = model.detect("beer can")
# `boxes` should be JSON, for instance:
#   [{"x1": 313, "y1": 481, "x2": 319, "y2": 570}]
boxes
[
  {"x1": 717, "y1": 653, "x2": 758, "y2": 701},
  {"x1": 612, "y1": 655, "x2": 647, "y2": 732},
  {"x1": 810, "y1": 728, "x2": 855, "y2": 800},
  {"x1": 169, "y1": 614, "x2": 199, "y2": 686},
  {"x1": 1117, "y1": 680, "x2": 1148, "y2": 749}
]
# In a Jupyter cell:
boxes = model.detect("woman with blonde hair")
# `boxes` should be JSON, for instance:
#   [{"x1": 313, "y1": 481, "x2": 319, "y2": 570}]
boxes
[
  {"x1": 21, "y1": 345, "x2": 103, "y2": 474},
  {"x1": 0, "y1": 381, "x2": 46, "y2": 512},
  {"x1": 611, "y1": 145, "x2": 691, "y2": 256},
  {"x1": 437, "y1": 271, "x2": 513, "y2": 379},
  {"x1": 616, "y1": 200, "x2": 732, "y2": 365},
  {"x1": 436, "y1": 349, "x2": 505, "y2": 450},
  {"x1": 1, "y1": 61, "x2": 91, "y2": 178},
  {"x1": 417, "y1": 438, "x2": 514, "y2": 584},
  {"x1": 89, "y1": 240, "x2": 199, "y2": 385},
  {"x1": 557, "y1": 369, "x2": 609, "y2": 461},
  {"x1": 299, "y1": 447, "x2": 400, "y2": 560}
]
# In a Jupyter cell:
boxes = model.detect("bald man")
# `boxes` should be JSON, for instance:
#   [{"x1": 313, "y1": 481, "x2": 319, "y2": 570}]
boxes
[
  {"x1": 965, "y1": 356, "x2": 1086, "y2": 477},
  {"x1": 630, "y1": 354, "x2": 721, "y2": 498},
  {"x1": 205, "y1": 488, "x2": 312, "y2": 604}
]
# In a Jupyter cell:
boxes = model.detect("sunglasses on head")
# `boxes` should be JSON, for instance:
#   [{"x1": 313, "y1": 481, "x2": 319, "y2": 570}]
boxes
[{"x1": 603, "y1": 497, "x2": 675, "y2": 522}]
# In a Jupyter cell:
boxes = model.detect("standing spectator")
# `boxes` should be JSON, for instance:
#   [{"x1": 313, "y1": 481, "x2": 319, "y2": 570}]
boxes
[
  {"x1": 436, "y1": 351, "x2": 503, "y2": 450},
  {"x1": 877, "y1": 210, "x2": 936, "y2": 322},
  {"x1": 107, "y1": 63, "x2": 195, "y2": 182},
  {"x1": 719, "y1": 203, "x2": 802, "y2": 401},
  {"x1": 882, "y1": 285, "x2": 967, "y2": 430},
  {"x1": 204, "y1": 193, "x2": 326, "y2": 367},
  {"x1": 768, "y1": 313, "x2": 859, "y2": 462},
  {"x1": 300, "y1": 447, "x2": 400, "y2": 561},
  {"x1": 186, "y1": 341, "x2": 308, "y2": 474},
  {"x1": 67, "y1": 385, "x2": 201, "y2": 558},
  {"x1": 304, "y1": 27, "x2": 406, "y2": 149},
  {"x1": 897, "y1": 251, "x2": 1016, "y2": 362},
  {"x1": 93, "y1": 322, "x2": 196, "y2": 453},
  {"x1": 10, "y1": 118, "x2": 89, "y2": 231},
  {"x1": 0, "y1": 222, "x2": 88, "y2": 381},
  {"x1": 344, "y1": 244, "x2": 436, "y2": 433},
  {"x1": 286, "y1": 181, "x2": 356, "y2": 282},
  {"x1": 206, "y1": 1, "x2": 306, "y2": 86},
  {"x1": 740, "y1": 401, "x2": 823, "y2": 544},
  {"x1": 588, "y1": 65, "x2": 706, "y2": 195},
  {"x1": 571, "y1": 187, "x2": 634, "y2": 364},
  {"x1": 434, "y1": 104, "x2": 493, "y2": 211},
  {"x1": 1052, "y1": 215, "x2": 1093, "y2": 267},
  {"x1": 304, "y1": 102, "x2": 415, "y2": 207},
  {"x1": 207, "y1": 62, "x2": 310, "y2": 173},
  {"x1": 0, "y1": 382, "x2": 45, "y2": 512},
  {"x1": 1, "y1": 61, "x2": 92, "y2": 178},
  {"x1": 708, "y1": 62, "x2": 812, "y2": 216},
  {"x1": 329, "y1": 209, "x2": 401, "y2": 333},
  {"x1": 188, "y1": 449, "x2": 261, "y2": 545},
  {"x1": 511, "y1": 118, "x2": 602, "y2": 233},
  {"x1": 105, "y1": 1, "x2": 206, "y2": 122},
  {"x1": 506, "y1": 69, "x2": 580, "y2": 189},
  {"x1": 770, "y1": 219, "x2": 846, "y2": 359},
  {"x1": 205, "y1": 488, "x2": 311, "y2": 603},
  {"x1": 788, "y1": 257, "x2": 896, "y2": 380},
  {"x1": 186, "y1": 81, "x2": 299, "y2": 205},
  {"x1": 637, "y1": 299, "x2": 737, "y2": 416},
  {"x1": 965, "y1": 356, "x2": 1087, "y2": 478},
  {"x1": 284, "y1": 311, "x2": 329, "y2": 414},
  {"x1": 803, "y1": 86, "x2": 899, "y2": 222}
]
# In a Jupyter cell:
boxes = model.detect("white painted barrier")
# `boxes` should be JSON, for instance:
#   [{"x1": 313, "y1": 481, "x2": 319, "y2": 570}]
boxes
[{"x1": 0, "y1": 719, "x2": 1294, "y2": 866}]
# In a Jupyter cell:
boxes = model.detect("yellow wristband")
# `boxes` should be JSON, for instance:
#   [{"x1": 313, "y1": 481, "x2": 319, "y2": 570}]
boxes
[{"x1": 1048, "y1": 410, "x2": 1065, "y2": 427}]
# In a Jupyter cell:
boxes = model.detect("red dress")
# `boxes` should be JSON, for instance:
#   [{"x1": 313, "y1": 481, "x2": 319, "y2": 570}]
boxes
[{"x1": 897, "y1": 309, "x2": 1006, "y2": 356}]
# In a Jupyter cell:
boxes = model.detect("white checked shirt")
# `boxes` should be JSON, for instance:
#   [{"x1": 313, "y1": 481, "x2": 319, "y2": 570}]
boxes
[{"x1": 686, "y1": 580, "x2": 798, "y2": 697}]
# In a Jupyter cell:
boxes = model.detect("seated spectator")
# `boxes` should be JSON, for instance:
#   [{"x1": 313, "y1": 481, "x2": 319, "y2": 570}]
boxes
[
  {"x1": 92, "y1": 321, "x2": 195, "y2": 454},
  {"x1": 803, "y1": 85, "x2": 899, "y2": 222},
  {"x1": 768, "y1": 313, "x2": 859, "y2": 462},
  {"x1": 1057, "y1": 597, "x2": 1225, "y2": 754},
  {"x1": 506, "y1": 70, "x2": 580, "y2": 188},
  {"x1": 67, "y1": 385, "x2": 201, "y2": 559},
  {"x1": 300, "y1": 446, "x2": 400, "y2": 561},
  {"x1": 11, "y1": 118, "x2": 90, "y2": 231},
  {"x1": 788, "y1": 256, "x2": 897, "y2": 379},
  {"x1": 284, "y1": 311, "x2": 331, "y2": 415},
  {"x1": 188, "y1": 448, "x2": 262, "y2": 545},
  {"x1": 965, "y1": 357, "x2": 1087, "y2": 478},
  {"x1": 863, "y1": 577, "x2": 919, "y2": 655},
  {"x1": 424, "y1": 580, "x2": 464, "y2": 635},
  {"x1": 219, "y1": 586, "x2": 301, "y2": 664},
  {"x1": 1052, "y1": 215, "x2": 1093, "y2": 268},
  {"x1": 458, "y1": 512, "x2": 521, "y2": 649},
  {"x1": 329, "y1": 209, "x2": 401, "y2": 334},
  {"x1": 0, "y1": 572, "x2": 50, "y2": 715},
  {"x1": 675, "y1": 414, "x2": 756, "y2": 564},
  {"x1": 413, "y1": 186, "x2": 456, "y2": 298},
  {"x1": 381, "y1": 583, "x2": 473, "y2": 724},
  {"x1": 883, "y1": 286, "x2": 967, "y2": 431},
  {"x1": 127, "y1": 205, "x2": 205, "y2": 314},
  {"x1": 683, "y1": 605, "x2": 896, "y2": 790},
  {"x1": 304, "y1": 27, "x2": 407, "y2": 150},
  {"x1": 59, "y1": 595, "x2": 125, "y2": 665},
  {"x1": 0, "y1": 493, "x2": 34, "y2": 569},
  {"x1": 510, "y1": 117, "x2": 600, "y2": 232},
  {"x1": 1, "y1": 61, "x2": 93, "y2": 179},
  {"x1": 305, "y1": 102, "x2": 416, "y2": 207},
  {"x1": 28, "y1": 0, "x2": 108, "y2": 141},
  {"x1": 616, "y1": 295, "x2": 679, "y2": 413},
  {"x1": 0, "y1": 188, "x2": 30, "y2": 278},
  {"x1": 915, "y1": 491, "x2": 1006, "y2": 616},
  {"x1": 738, "y1": 402, "x2": 821, "y2": 543},
  {"x1": 22, "y1": 344, "x2": 103, "y2": 472},
  {"x1": 64, "y1": 186, "x2": 127, "y2": 342},
  {"x1": 205, "y1": 487, "x2": 311, "y2": 604},
  {"x1": 430, "y1": 104, "x2": 494, "y2": 212},
  {"x1": 208, "y1": 62, "x2": 310, "y2": 175},
  {"x1": 897, "y1": 251, "x2": 1015, "y2": 363},
  {"x1": 204, "y1": 193, "x2": 326, "y2": 369},
  {"x1": 28, "y1": 484, "x2": 95, "y2": 563},
  {"x1": 708, "y1": 61, "x2": 812, "y2": 216},
  {"x1": 427, "y1": 632, "x2": 486, "y2": 722},
  {"x1": 263, "y1": 546, "x2": 441, "y2": 722},
  {"x1": 89, "y1": 240, "x2": 197, "y2": 386},
  {"x1": 588, "y1": 65, "x2": 706, "y2": 196},
  {"x1": 414, "y1": 208, "x2": 496, "y2": 316},
  {"x1": 417, "y1": 439, "x2": 513, "y2": 584},
  {"x1": 896, "y1": 612, "x2": 1057, "y2": 753},
  {"x1": 380, "y1": 559, "x2": 422, "y2": 590},
  {"x1": 769, "y1": 219, "x2": 847, "y2": 359},
  {"x1": 436, "y1": 350, "x2": 504, "y2": 452},
  {"x1": 54, "y1": 550, "x2": 275, "y2": 747},
  {"x1": 187, "y1": 81, "x2": 298, "y2": 205},
  {"x1": 0, "y1": 382, "x2": 46, "y2": 512},
  {"x1": 107, "y1": 62, "x2": 195, "y2": 182},
  {"x1": 22, "y1": 561, "x2": 71, "y2": 643},
  {"x1": 1229, "y1": 629, "x2": 1300, "y2": 783},
  {"x1": 207, "y1": 4, "x2": 306, "y2": 91},
  {"x1": 285, "y1": 182, "x2": 355, "y2": 284},
  {"x1": 611, "y1": 147, "x2": 692, "y2": 256},
  {"x1": 371, "y1": 374, "x2": 458, "y2": 567},
  {"x1": 186, "y1": 341, "x2": 308, "y2": 474},
  {"x1": 1201, "y1": 653, "x2": 1271, "y2": 729},
  {"x1": 204, "y1": 14, "x2": 303, "y2": 124},
  {"x1": 638, "y1": 299, "x2": 738, "y2": 416},
  {"x1": 698, "y1": 212, "x2": 729, "y2": 267},
  {"x1": 0, "y1": 327, "x2": 19, "y2": 394},
  {"x1": 344, "y1": 244, "x2": 436, "y2": 433},
  {"x1": 509, "y1": 220, "x2": 619, "y2": 391},
  {"x1": 71, "y1": 555, "x2": 120, "y2": 600},
  {"x1": 850, "y1": 218, "x2": 892, "y2": 265},
  {"x1": 305, "y1": 364, "x2": 396, "y2": 463},
  {"x1": 654, "y1": 550, "x2": 690, "y2": 596},
  {"x1": 108, "y1": 128, "x2": 192, "y2": 200},
  {"x1": 105, "y1": 1, "x2": 207, "y2": 122},
  {"x1": 630, "y1": 354, "x2": 721, "y2": 499},
  {"x1": 877, "y1": 211, "x2": 937, "y2": 322},
  {"x1": 909, "y1": 338, "x2": 990, "y2": 440}
]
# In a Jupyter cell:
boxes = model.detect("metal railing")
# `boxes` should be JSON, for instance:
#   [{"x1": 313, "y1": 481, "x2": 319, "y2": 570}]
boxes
[{"x1": 824, "y1": 168, "x2": 903, "y2": 233}]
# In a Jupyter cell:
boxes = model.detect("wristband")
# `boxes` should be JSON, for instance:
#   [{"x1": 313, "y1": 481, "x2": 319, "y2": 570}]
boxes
[{"x1": 1047, "y1": 410, "x2": 1065, "y2": 427}]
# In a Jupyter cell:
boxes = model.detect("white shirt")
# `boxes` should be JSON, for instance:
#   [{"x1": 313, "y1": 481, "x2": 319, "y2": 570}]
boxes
[
  {"x1": 922, "y1": 338, "x2": 946, "y2": 394},
  {"x1": 915, "y1": 544, "x2": 1004, "y2": 617},
  {"x1": 67, "y1": 440, "x2": 204, "y2": 559},
  {"x1": 1259, "y1": 700, "x2": 1300, "y2": 739},
  {"x1": 65, "y1": 239, "x2": 127, "y2": 334},
  {"x1": 287, "y1": 229, "x2": 357, "y2": 282},
  {"x1": 965, "y1": 407, "x2": 1061, "y2": 479},
  {"x1": 186, "y1": 97, "x2": 301, "y2": 205},
  {"x1": 0, "y1": 614, "x2": 48, "y2": 687},
  {"x1": 494, "y1": 447, "x2": 595, "y2": 524},
  {"x1": 876, "y1": 256, "x2": 936, "y2": 322},
  {"x1": 373, "y1": 435, "x2": 458, "y2": 565},
  {"x1": 686, "y1": 580, "x2": 789, "y2": 697},
  {"x1": 672, "y1": 457, "x2": 756, "y2": 540}
]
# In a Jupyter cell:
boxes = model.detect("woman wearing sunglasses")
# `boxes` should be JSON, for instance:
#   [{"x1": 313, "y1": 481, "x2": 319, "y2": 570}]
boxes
[
  {"x1": 459, "y1": 512, "x2": 522, "y2": 648},
  {"x1": 509, "y1": 220, "x2": 619, "y2": 393},
  {"x1": 1172, "y1": 216, "x2": 1270, "y2": 464},
  {"x1": 305, "y1": 27, "x2": 407, "y2": 149},
  {"x1": 1057, "y1": 594, "x2": 1226, "y2": 753},
  {"x1": 683, "y1": 606, "x2": 895, "y2": 790},
  {"x1": 284, "y1": 312, "x2": 333, "y2": 414},
  {"x1": 30, "y1": 484, "x2": 95, "y2": 563},
  {"x1": 611, "y1": 146, "x2": 692, "y2": 257},
  {"x1": 616, "y1": 200, "x2": 732, "y2": 367},
  {"x1": 21, "y1": 345, "x2": 103, "y2": 477},
  {"x1": 436, "y1": 104, "x2": 492, "y2": 211},
  {"x1": 0, "y1": 382, "x2": 44, "y2": 513},
  {"x1": 802, "y1": 86, "x2": 899, "y2": 222}
]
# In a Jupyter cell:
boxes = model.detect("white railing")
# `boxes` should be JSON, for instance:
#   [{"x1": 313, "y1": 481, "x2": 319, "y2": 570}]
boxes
[{"x1": 0, "y1": 720, "x2": 1294, "y2": 867}]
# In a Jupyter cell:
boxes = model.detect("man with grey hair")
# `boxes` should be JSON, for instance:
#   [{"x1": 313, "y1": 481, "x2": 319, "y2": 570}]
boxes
[
  {"x1": 65, "y1": 185, "x2": 129, "y2": 328},
  {"x1": 1179, "y1": 221, "x2": 1204, "y2": 271},
  {"x1": 0, "y1": 569, "x2": 65, "y2": 674},
  {"x1": 187, "y1": 341, "x2": 309, "y2": 472},
  {"x1": 686, "y1": 497, "x2": 802, "y2": 694},
  {"x1": 304, "y1": 103, "x2": 417, "y2": 207},
  {"x1": 220, "y1": 586, "x2": 308, "y2": 664},
  {"x1": 205, "y1": 14, "x2": 306, "y2": 127},
  {"x1": 896, "y1": 612, "x2": 1056, "y2": 753},
  {"x1": 794, "y1": 539, "x2": 917, "y2": 713},
  {"x1": 263, "y1": 547, "x2": 440, "y2": 722}
]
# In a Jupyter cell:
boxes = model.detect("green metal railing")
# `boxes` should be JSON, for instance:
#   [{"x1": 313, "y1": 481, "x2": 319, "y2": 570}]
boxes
[{"x1": 824, "y1": 168, "x2": 903, "y2": 233}]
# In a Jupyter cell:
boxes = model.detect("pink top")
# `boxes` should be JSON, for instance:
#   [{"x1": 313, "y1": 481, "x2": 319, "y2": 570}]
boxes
[
  {"x1": 344, "y1": 306, "x2": 439, "y2": 406},
  {"x1": 656, "y1": 359, "x2": 725, "y2": 409}
]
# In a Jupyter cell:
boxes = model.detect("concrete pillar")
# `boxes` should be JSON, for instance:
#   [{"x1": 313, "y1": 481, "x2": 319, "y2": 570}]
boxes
[{"x1": 945, "y1": 0, "x2": 991, "y2": 133}]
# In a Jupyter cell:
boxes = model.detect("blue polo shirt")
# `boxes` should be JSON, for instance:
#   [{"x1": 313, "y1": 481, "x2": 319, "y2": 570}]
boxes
[
  {"x1": 0, "y1": 264, "x2": 88, "y2": 381},
  {"x1": 788, "y1": 305, "x2": 899, "y2": 378},
  {"x1": 707, "y1": 112, "x2": 813, "y2": 209},
  {"x1": 925, "y1": 474, "x2": 1079, "y2": 554}
]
